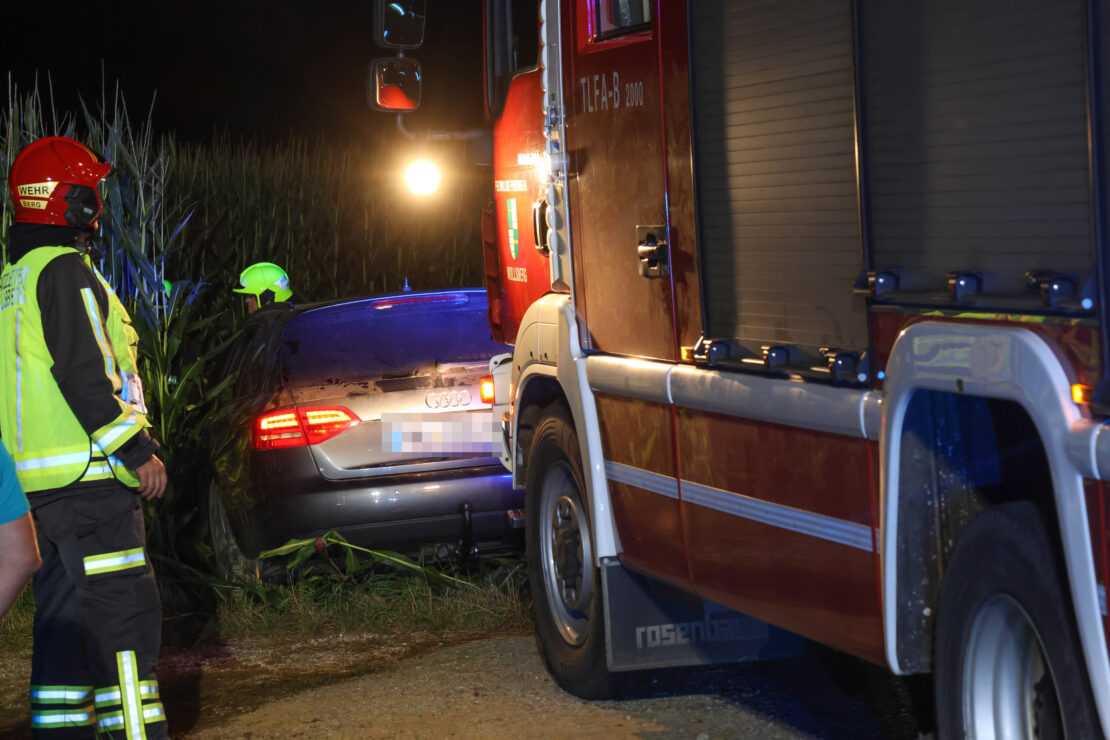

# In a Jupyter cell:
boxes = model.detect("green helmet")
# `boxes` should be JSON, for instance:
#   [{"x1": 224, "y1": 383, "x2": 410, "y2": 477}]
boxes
[{"x1": 233, "y1": 262, "x2": 293, "y2": 304}]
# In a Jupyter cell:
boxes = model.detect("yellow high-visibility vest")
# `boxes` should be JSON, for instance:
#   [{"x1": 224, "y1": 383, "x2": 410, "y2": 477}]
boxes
[{"x1": 0, "y1": 246, "x2": 148, "y2": 492}]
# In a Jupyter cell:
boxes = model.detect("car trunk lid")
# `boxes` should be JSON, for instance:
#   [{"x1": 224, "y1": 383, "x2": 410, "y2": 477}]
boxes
[{"x1": 278, "y1": 291, "x2": 507, "y2": 479}]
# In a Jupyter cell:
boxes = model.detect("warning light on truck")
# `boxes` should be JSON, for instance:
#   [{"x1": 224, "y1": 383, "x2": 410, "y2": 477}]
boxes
[
  {"x1": 404, "y1": 159, "x2": 440, "y2": 195},
  {"x1": 1072, "y1": 384, "x2": 1094, "y2": 405}
]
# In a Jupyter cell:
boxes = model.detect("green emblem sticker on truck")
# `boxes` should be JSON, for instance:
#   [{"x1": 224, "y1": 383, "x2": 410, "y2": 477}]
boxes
[{"x1": 507, "y1": 198, "x2": 520, "y2": 260}]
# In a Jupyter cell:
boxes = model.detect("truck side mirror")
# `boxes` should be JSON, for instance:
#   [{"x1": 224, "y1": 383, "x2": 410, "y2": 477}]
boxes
[
  {"x1": 374, "y1": 0, "x2": 427, "y2": 49},
  {"x1": 368, "y1": 58, "x2": 423, "y2": 112}
]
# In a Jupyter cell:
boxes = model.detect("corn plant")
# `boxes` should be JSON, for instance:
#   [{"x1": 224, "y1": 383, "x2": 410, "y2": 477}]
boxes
[
  {"x1": 2, "y1": 74, "x2": 74, "y2": 263},
  {"x1": 165, "y1": 133, "x2": 486, "y2": 308},
  {"x1": 261, "y1": 530, "x2": 473, "y2": 590}
]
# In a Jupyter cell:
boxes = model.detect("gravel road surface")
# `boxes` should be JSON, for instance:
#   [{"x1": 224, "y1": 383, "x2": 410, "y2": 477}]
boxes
[{"x1": 182, "y1": 635, "x2": 927, "y2": 739}]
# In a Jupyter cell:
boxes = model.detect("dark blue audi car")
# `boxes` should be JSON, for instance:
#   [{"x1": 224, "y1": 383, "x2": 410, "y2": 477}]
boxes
[{"x1": 208, "y1": 288, "x2": 520, "y2": 580}]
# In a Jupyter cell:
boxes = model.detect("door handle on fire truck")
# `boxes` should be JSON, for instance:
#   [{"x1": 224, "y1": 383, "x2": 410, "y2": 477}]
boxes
[
  {"x1": 636, "y1": 225, "x2": 669, "y2": 279},
  {"x1": 533, "y1": 198, "x2": 550, "y2": 257}
]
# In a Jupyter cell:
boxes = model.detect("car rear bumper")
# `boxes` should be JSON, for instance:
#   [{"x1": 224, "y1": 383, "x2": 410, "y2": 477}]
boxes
[{"x1": 235, "y1": 447, "x2": 523, "y2": 557}]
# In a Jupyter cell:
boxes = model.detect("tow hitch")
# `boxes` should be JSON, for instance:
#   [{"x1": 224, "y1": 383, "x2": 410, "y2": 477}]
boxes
[{"x1": 456, "y1": 500, "x2": 478, "y2": 561}]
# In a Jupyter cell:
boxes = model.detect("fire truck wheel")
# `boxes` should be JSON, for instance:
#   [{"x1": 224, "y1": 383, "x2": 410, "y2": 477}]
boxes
[
  {"x1": 935, "y1": 501, "x2": 1099, "y2": 739},
  {"x1": 526, "y1": 404, "x2": 619, "y2": 699}
]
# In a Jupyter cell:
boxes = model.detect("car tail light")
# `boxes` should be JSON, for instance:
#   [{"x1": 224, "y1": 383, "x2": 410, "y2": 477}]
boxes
[
  {"x1": 480, "y1": 374, "x2": 495, "y2": 404},
  {"x1": 255, "y1": 411, "x2": 304, "y2": 449},
  {"x1": 300, "y1": 407, "x2": 360, "y2": 445},
  {"x1": 253, "y1": 406, "x2": 360, "y2": 450}
]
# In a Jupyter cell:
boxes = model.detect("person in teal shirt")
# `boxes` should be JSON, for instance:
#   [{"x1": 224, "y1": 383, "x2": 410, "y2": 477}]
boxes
[{"x1": 0, "y1": 443, "x2": 40, "y2": 618}]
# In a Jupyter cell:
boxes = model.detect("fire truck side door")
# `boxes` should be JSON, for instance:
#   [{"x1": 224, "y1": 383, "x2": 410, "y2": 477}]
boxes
[
  {"x1": 562, "y1": 1, "x2": 689, "y2": 588},
  {"x1": 563, "y1": 2, "x2": 676, "y2": 361}
]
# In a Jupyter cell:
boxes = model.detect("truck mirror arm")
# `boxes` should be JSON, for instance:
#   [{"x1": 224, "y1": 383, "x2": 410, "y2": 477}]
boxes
[{"x1": 394, "y1": 116, "x2": 488, "y2": 143}]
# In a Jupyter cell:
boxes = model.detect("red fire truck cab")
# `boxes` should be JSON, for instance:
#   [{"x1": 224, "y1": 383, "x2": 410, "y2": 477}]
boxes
[{"x1": 374, "y1": 1, "x2": 1110, "y2": 736}]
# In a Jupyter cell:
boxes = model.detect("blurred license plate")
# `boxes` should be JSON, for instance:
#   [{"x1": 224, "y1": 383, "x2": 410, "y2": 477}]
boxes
[{"x1": 381, "y1": 412, "x2": 497, "y2": 455}]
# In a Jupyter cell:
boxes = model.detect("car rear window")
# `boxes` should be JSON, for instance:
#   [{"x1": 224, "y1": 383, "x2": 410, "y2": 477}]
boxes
[{"x1": 280, "y1": 292, "x2": 507, "y2": 387}]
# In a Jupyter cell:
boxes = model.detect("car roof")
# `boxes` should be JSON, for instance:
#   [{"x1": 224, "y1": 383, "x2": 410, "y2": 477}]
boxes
[
  {"x1": 291, "y1": 287, "x2": 488, "y2": 317},
  {"x1": 277, "y1": 287, "x2": 504, "y2": 387}
]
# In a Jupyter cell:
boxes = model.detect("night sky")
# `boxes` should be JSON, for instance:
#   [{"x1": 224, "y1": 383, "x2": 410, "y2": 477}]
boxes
[{"x1": 2, "y1": 1, "x2": 485, "y2": 144}]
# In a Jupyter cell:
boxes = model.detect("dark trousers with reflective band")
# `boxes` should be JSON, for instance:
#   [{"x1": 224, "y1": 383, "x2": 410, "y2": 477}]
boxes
[{"x1": 29, "y1": 482, "x2": 166, "y2": 739}]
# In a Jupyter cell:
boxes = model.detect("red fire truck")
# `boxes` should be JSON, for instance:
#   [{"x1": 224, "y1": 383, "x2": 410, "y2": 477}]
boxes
[{"x1": 373, "y1": 1, "x2": 1110, "y2": 735}]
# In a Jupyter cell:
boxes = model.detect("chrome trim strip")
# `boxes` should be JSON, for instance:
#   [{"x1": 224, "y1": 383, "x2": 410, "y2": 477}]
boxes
[
  {"x1": 669, "y1": 365, "x2": 873, "y2": 440},
  {"x1": 1101, "y1": 585, "x2": 1107, "y2": 617},
  {"x1": 605, "y1": 461, "x2": 679, "y2": 499},
  {"x1": 862, "y1": 390, "x2": 882, "y2": 440},
  {"x1": 541, "y1": 0, "x2": 573, "y2": 293},
  {"x1": 585, "y1": 356, "x2": 672, "y2": 405},
  {"x1": 1092, "y1": 421, "x2": 1110, "y2": 480},
  {"x1": 681, "y1": 479, "x2": 875, "y2": 552},
  {"x1": 585, "y1": 354, "x2": 877, "y2": 440},
  {"x1": 1065, "y1": 418, "x2": 1101, "y2": 480}
]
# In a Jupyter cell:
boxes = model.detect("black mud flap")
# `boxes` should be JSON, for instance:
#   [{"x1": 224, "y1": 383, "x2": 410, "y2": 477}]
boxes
[{"x1": 602, "y1": 558, "x2": 803, "y2": 671}]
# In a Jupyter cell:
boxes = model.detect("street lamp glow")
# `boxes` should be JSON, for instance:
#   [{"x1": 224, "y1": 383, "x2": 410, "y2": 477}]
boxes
[{"x1": 404, "y1": 160, "x2": 440, "y2": 195}]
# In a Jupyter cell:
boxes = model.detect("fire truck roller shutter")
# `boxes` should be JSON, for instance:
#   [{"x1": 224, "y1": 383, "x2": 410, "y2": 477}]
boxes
[
  {"x1": 690, "y1": 0, "x2": 867, "y2": 356},
  {"x1": 859, "y1": 1, "x2": 1092, "y2": 297}
]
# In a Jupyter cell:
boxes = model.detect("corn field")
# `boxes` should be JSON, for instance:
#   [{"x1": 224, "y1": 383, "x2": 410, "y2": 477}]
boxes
[{"x1": 0, "y1": 77, "x2": 491, "y2": 606}]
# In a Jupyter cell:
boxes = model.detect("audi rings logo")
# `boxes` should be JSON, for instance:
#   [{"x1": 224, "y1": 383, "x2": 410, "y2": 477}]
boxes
[{"x1": 426, "y1": 389, "x2": 472, "y2": 409}]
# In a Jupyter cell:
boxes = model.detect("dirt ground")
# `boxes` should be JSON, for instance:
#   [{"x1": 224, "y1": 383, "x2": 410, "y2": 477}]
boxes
[
  {"x1": 0, "y1": 627, "x2": 504, "y2": 739},
  {"x1": 0, "y1": 627, "x2": 926, "y2": 739}
]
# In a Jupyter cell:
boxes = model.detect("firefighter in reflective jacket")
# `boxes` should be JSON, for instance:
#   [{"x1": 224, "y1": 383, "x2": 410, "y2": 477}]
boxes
[{"x1": 0, "y1": 137, "x2": 168, "y2": 738}]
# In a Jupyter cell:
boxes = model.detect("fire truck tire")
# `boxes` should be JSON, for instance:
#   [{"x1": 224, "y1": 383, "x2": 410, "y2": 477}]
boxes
[
  {"x1": 526, "y1": 404, "x2": 625, "y2": 699},
  {"x1": 935, "y1": 501, "x2": 1099, "y2": 739}
]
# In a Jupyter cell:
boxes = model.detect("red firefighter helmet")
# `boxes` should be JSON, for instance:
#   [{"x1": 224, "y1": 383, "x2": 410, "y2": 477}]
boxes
[{"x1": 7, "y1": 136, "x2": 113, "y2": 228}]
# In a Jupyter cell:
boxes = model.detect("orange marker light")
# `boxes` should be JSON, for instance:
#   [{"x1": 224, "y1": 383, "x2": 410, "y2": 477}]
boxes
[
  {"x1": 1072, "y1": 384, "x2": 1095, "y2": 405},
  {"x1": 480, "y1": 375, "x2": 496, "y2": 404}
]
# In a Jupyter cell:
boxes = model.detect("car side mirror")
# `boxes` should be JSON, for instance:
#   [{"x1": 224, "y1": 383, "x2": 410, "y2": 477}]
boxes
[
  {"x1": 375, "y1": 0, "x2": 427, "y2": 49},
  {"x1": 368, "y1": 58, "x2": 423, "y2": 112}
]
